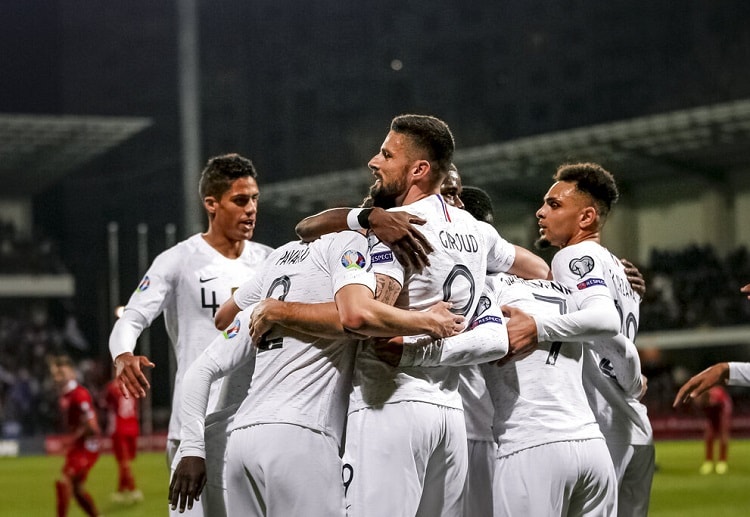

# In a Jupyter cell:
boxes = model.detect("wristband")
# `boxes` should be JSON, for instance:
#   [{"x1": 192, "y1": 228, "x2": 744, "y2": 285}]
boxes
[
  {"x1": 347, "y1": 208, "x2": 365, "y2": 231},
  {"x1": 357, "y1": 208, "x2": 373, "y2": 229}
]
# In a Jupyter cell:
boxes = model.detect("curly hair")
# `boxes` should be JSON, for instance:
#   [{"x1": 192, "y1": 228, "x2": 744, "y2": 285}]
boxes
[{"x1": 554, "y1": 162, "x2": 619, "y2": 218}]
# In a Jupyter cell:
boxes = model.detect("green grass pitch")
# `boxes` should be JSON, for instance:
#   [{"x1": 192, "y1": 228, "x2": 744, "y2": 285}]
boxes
[{"x1": 1, "y1": 440, "x2": 749, "y2": 516}]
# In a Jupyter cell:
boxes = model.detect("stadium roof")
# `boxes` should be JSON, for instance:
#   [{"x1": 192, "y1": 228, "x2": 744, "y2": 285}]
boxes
[
  {"x1": 0, "y1": 114, "x2": 153, "y2": 196},
  {"x1": 262, "y1": 98, "x2": 750, "y2": 212}
]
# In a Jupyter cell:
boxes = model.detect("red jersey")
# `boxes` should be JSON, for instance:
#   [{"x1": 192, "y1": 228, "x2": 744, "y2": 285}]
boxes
[
  {"x1": 105, "y1": 381, "x2": 140, "y2": 436},
  {"x1": 702, "y1": 385, "x2": 733, "y2": 422},
  {"x1": 59, "y1": 380, "x2": 99, "y2": 451}
]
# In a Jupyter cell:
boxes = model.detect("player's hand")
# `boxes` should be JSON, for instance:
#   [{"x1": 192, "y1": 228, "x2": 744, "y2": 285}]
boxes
[
  {"x1": 425, "y1": 301, "x2": 465, "y2": 338},
  {"x1": 741, "y1": 283, "x2": 750, "y2": 300},
  {"x1": 673, "y1": 363, "x2": 730, "y2": 407},
  {"x1": 114, "y1": 352, "x2": 154, "y2": 399},
  {"x1": 502, "y1": 305, "x2": 539, "y2": 358},
  {"x1": 621, "y1": 258, "x2": 646, "y2": 298},
  {"x1": 169, "y1": 456, "x2": 206, "y2": 513},
  {"x1": 249, "y1": 298, "x2": 282, "y2": 343},
  {"x1": 638, "y1": 374, "x2": 649, "y2": 401},
  {"x1": 371, "y1": 336, "x2": 405, "y2": 367},
  {"x1": 368, "y1": 207, "x2": 433, "y2": 271}
]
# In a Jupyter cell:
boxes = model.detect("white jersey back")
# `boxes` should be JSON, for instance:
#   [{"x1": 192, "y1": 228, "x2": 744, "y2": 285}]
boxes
[
  {"x1": 480, "y1": 273, "x2": 603, "y2": 457},
  {"x1": 119, "y1": 233, "x2": 272, "y2": 440},
  {"x1": 230, "y1": 231, "x2": 375, "y2": 446},
  {"x1": 351, "y1": 194, "x2": 514, "y2": 411},
  {"x1": 552, "y1": 241, "x2": 652, "y2": 446}
]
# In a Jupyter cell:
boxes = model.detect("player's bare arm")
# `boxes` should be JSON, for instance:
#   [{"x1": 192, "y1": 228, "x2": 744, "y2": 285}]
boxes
[
  {"x1": 249, "y1": 276, "x2": 463, "y2": 343},
  {"x1": 336, "y1": 282, "x2": 463, "y2": 339},
  {"x1": 214, "y1": 296, "x2": 241, "y2": 330},
  {"x1": 621, "y1": 258, "x2": 646, "y2": 298},
  {"x1": 295, "y1": 207, "x2": 433, "y2": 270},
  {"x1": 741, "y1": 283, "x2": 750, "y2": 299},
  {"x1": 502, "y1": 305, "x2": 539, "y2": 358},
  {"x1": 673, "y1": 362, "x2": 730, "y2": 407},
  {"x1": 114, "y1": 352, "x2": 155, "y2": 399},
  {"x1": 509, "y1": 245, "x2": 551, "y2": 280},
  {"x1": 169, "y1": 456, "x2": 207, "y2": 513},
  {"x1": 250, "y1": 298, "x2": 346, "y2": 342}
]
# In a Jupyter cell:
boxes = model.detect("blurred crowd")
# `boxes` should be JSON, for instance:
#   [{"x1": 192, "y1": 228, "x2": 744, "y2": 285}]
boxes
[
  {"x1": 641, "y1": 245, "x2": 750, "y2": 331},
  {"x1": 0, "y1": 237, "x2": 749, "y2": 438},
  {"x1": 0, "y1": 219, "x2": 68, "y2": 274}
]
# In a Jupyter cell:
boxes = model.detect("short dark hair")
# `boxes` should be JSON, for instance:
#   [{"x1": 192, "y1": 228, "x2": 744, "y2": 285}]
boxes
[
  {"x1": 48, "y1": 354, "x2": 75, "y2": 369},
  {"x1": 461, "y1": 186, "x2": 494, "y2": 224},
  {"x1": 554, "y1": 162, "x2": 619, "y2": 218},
  {"x1": 390, "y1": 114, "x2": 454, "y2": 179},
  {"x1": 198, "y1": 153, "x2": 258, "y2": 200}
]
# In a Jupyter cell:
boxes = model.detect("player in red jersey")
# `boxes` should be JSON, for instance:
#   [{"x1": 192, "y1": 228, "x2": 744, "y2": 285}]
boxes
[
  {"x1": 695, "y1": 385, "x2": 733, "y2": 474},
  {"x1": 49, "y1": 355, "x2": 102, "y2": 517},
  {"x1": 104, "y1": 378, "x2": 143, "y2": 503}
]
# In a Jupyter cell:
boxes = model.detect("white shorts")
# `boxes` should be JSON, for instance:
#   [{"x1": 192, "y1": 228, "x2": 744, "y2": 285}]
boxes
[
  {"x1": 607, "y1": 442, "x2": 655, "y2": 517},
  {"x1": 494, "y1": 438, "x2": 617, "y2": 517},
  {"x1": 463, "y1": 438, "x2": 496, "y2": 517},
  {"x1": 343, "y1": 402, "x2": 467, "y2": 517},
  {"x1": 225, "y1": 424, "x2": 346, "y2": 517}
]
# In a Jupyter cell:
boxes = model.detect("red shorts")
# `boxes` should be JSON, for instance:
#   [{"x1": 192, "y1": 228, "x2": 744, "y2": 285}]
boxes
[
  {"x1": 63, "y1": 447, "x2": 99, "y2": 481},
  {"x1": 112, "y1": 433, "x2": 138, "y2": 462}
]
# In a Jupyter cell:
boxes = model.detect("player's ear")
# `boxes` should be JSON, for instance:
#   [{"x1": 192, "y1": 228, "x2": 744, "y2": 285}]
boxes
[
  {"x1": 411, "y1": 160, "x2": 430, "y2": 179},
  {"x1": 579, "y1": 206, "x2": 598, "y2": 229},
  {"x1": 203, "y1": 196, "x2": 218, "y2": 214}
]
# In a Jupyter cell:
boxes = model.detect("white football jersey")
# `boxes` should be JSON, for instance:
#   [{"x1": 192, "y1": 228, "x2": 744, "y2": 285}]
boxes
[
  {"x1": 229, "y1": 231, "x2": 375, "y2": 446},
  {"x1": 458, "y1": 366, "x2": 494, "y2": 441},
  {"x1": 459, "y1": 221, "x2": 516, "y2": 442},
  {"x1": 112, "y1": 234, "x2": 272, "y2": 441},
  {"x1": 480, "y1": 273, "x2": 603, "y2": 457},
  {"x1": 350, "y1": 194, "x2": 515, "y2": 411},
  {"x1": 552, "y1": 241, "x2": 652, "y2": 446}
]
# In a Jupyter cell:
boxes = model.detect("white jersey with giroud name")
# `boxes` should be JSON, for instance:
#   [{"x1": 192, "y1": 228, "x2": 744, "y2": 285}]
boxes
[
  {"x1": 350, "y1": 194, "x2": 515, "y2": 412},
  {"x1": 552, "y1": 241, "x2": 652, "y2": 446},
  {"x1": 111, "y1": 233, "x2": 272, "y2": 441},
  {"x1": 480, "y1": 273, "x2": 604, "y2": 457},
  {"x1": 228, "y1": 231, "x2": 375, "y2": 445}
]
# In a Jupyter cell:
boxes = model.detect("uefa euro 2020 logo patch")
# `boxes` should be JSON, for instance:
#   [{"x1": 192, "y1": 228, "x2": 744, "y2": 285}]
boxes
[
  {"x1": 136, "y1": 275, "x2": 151, "y2": 292},
  {"x1": 341, "y1": 249, "x2": 366, "y2": 270},
  {"x1": 223, "y1": 318, "x2": 241, "y2": 339}
]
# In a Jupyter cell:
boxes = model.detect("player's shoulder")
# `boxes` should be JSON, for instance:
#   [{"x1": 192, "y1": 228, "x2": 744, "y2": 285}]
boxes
[
  {"x1": 243, "y1": 240, "x2": 275, "y2": 258},
  {"x1": 152, "y1": 234, "x2": 203, "y2": 266},
  {"x1": 554, "y1": 240, "x2": 608, "y2": 264}
]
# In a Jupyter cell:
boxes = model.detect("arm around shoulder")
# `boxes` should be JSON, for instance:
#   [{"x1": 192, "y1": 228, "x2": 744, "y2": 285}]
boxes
[{"x1": 295, "y1": 208, "x2": 351, "y2": 241}]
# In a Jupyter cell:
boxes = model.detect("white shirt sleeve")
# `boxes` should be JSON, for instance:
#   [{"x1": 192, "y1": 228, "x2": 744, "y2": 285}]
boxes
[
  {"x1": 400, "y1": 287, "x2": 508, "y2": 367},
  {"x1": 108, "y1": 246, "x2": 182, "y2": 361},
  {"x1": 537, "y1": 245, "x2": 621, "y2": 343},
  {"x1": 534, "y1": 292, "x2": 620, "y2": 343},
  {"x1": 233, "y1": 268, "x2": 265, "y2": 310},
  {"x1": 728, "y1": 362, "x2": 750, "y2": 387},
  {"x1": 179, "y1": 309, "x2": 256, "y2": 458},
  {"x1": 593, "y1": 333, "x2": 644, "y2": 399},
  {"x1": 108, "y1": 309, "x2": 150, "y2": 361},
  {"x1": 481, "y1": 222, "x2": 516, "y2": 275}
]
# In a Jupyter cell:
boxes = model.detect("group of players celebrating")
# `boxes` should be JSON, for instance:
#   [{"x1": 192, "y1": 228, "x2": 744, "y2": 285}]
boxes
[{"x1": 108, "y1": 114, "x2": 654, "y2": 517}]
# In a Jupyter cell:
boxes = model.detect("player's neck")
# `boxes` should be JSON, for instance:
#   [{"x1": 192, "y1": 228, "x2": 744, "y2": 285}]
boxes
[
  {"x1": 400, "y1": 184, "x2": 440, "y2": 206},
  {"x1": 202, "y1": 231, "x2": 245, "y2": 259},
  {"x1": 563, "y1": 230, "x2": 600, "y2": 248}
]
